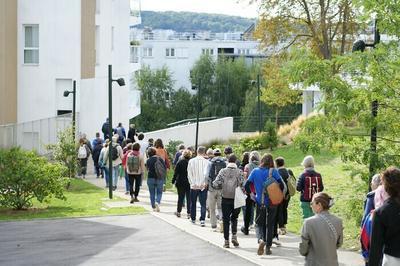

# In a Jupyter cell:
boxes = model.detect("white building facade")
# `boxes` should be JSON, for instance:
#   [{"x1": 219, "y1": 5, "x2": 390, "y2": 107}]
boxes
[{"x1": 1, "y1": 0, "x2": 141, "y2": 142}]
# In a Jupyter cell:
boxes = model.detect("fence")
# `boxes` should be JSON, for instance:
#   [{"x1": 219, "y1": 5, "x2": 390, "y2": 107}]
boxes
[{"x1": 0, "y1": 113, "x2": 79, "y2": 155}]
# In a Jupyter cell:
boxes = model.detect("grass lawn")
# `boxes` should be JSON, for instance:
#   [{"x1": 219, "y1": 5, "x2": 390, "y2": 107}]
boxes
[
  {"x1": 0, "y1": 179, "x2": 146, "y2": 221},
  {"x1": 269, "y1": 145, "x2": 367, "y2": 250}
]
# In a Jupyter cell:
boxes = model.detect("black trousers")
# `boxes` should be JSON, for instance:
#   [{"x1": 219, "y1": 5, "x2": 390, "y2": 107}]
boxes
[
  {"x1": 278, "y1": 197, "x2": 290, "y2": 228},
  {"x1": 243, "y1": 195, "x2": 254, "y2": 231},
  {"x1": 128, "y1": 174, "x2": 141, "y2": 197},
  {"x1": 177, "y1": 185, "x2": 191, "y2": 214},
  {"x1": 256, "y1": 204, "x2": 277, "y2": 247},
  {"x1": 221, "y1": 198, "x2": 241, "y2": 241}
]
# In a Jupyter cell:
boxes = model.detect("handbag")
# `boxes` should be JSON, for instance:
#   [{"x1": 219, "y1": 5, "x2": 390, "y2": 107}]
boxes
[
  {"x1": 264, "y1": 168, "x2": 284, "y2": 206},
  {"x1": 234, "y1": 186, "x2": 246, "y2": 209}
]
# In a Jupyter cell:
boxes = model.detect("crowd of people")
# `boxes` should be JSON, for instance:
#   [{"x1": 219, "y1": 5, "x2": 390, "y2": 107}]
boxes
[{"x1": 76, "y1": 120, "x2": 400, "y2": 265}]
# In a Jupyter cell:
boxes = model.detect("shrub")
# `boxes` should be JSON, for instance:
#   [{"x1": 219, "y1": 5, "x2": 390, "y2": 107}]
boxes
[
  {"x1": 46, "y1": 127, "x2": 78, "y2": 179},
  {"x1": 239, "y1": 136, "x2": 262, "y2": 151},
  {"x1": 260, "y1": 121, "x2": 278, "y2": 150},
  {"x1": 0, "y1": 147, "x2": 67, "y2": 210},
  {"x1": 166, "y1": 140, "x2": 183, "y2": 160},
  {"x1": 277, "y1": 115, "x2": 307, "y2": 144}
]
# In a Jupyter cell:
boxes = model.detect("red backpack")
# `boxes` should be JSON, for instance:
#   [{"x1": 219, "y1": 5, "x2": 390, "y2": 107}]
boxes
[{"x1": 303, "y1": 172, "x2": 322, "y2": 201}]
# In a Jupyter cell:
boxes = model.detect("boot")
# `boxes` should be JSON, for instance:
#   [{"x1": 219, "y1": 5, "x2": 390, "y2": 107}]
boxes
[
  {"x1": 130, "y1": 197, "x2": 134, "y2": 204},
  {"x1": 223, "y1": 240, "x2": 230, "y2": 248},
  {"x1": 219, "y1": 221, "x2": 224, "y2": 233},
  {"x1": 257, "y1": 239, "x2": 266, "y2": 255},
  {"x1": 265, "y1": 246, "x2": 272, "y2": 255},
  {"x1": 231, "y1": 235, "x2": 239, "y2": 247}
]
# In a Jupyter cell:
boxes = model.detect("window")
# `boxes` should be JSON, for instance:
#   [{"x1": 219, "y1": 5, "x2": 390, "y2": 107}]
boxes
[
  {"x1": 166, "y1": 48, "x2": 175, "y2": 57},
  {"x1": 24, "y1": 25, "x2": 39, "y2": 64},
  {"x1": 143, "y1": 47, "x2": 153, "y2": 57},
  {"x1": 130, "y1": 46, "x2": 138, "y2": 63},
  {"x1": 202, "y1": 48, "x2": 214, "y2": 55}
]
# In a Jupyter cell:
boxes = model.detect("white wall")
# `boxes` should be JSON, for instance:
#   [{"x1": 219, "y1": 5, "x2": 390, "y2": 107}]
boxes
[
  {"x1": 144, "y1": 117, "x2": 233, "y2": 148},
  {"x1": 18, "y1": 0, "x2": 81, "y2": 123}
]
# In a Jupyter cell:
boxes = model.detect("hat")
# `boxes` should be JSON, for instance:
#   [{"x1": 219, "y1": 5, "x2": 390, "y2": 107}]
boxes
[
  {"x1": 224, "y1": 146, "x2": 233, "y2": 155},
  {"x1": 213, "y1": 148, "x2": 221, "y2": 155}
]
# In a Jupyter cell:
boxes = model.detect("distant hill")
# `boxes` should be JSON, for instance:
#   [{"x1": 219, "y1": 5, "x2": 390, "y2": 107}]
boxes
[{"x1": 140, "y1": 11, "x2": 255, "y2": 32}]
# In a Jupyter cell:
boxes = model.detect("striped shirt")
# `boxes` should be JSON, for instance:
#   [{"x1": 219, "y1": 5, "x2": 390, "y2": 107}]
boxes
[{"x1": 187, "y1": 155, "x2": 210, "y2": 190}]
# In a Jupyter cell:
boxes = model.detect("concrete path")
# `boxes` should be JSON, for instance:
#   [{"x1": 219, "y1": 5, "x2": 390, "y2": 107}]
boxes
[
  {"x1": 0, "y1": 215, "x2": 254, "y2": 266},
  {"x1": 86, "y1": 175, "x2": 364, "y2": 266}
]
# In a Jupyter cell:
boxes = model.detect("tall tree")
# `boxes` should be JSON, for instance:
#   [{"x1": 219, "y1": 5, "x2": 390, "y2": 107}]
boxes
[{"x1": 253, "y1": 0, "x2": 358, "y2": 59}]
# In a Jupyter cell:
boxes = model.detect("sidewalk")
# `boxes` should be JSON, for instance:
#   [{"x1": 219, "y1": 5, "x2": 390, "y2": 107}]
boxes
[{"x1": 86, "y1": 175, "x2": 363, "y2": 266}]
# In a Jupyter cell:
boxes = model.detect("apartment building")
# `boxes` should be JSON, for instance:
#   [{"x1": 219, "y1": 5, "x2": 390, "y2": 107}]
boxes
[{"x1": 0, "y1": 0, "x2": 141, "y2": 142}]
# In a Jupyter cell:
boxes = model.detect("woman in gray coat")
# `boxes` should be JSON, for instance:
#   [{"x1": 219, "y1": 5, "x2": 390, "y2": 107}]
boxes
[{"x1": 299, "y1": 192, "x2": 343, "y2": 266}]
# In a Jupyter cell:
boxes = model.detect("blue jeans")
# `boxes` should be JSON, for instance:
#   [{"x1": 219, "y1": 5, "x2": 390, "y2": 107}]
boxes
[
  {"x1": 190, "y1": 189, "x2": 207, "y2": 222},
  {"x1": 110, "y1": 165, "x2": 119, "y2": 188},
  {"x1": 147, "y1": 178, "x2": 164, "y2": 208},
  {"x1": 103, "y1": 167, "x2": 109, "y2": 187},
  {"x1": 124, "y1": 170, "x2": 129, "y2": 192}
]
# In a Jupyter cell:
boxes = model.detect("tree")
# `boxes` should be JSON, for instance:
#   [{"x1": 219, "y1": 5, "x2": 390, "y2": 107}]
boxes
[
  {"x1": 253, "y1": 0, "x2": 358, "y2": 59},
  {"x1": 169, "y1": 89, "x2": 196, "y2": 122},
  {"x1": 260, "y1": 54, "x2": 303, "y2": 126}
]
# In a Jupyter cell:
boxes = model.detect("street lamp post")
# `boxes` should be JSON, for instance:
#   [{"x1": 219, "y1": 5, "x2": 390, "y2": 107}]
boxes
[
  {"x1": 108, "y1": 64, "x2": 125, "y2": 199},
  {"x1": 63, "y1": 80, "x2": 77, "y2": 140},
  {"x1": 251, "y1": 74, "x2": 262, "y2": 133},
  {"x1": 352, "y1": 19, "x2": 380, "y2": 191},
  {"x1": 193, "y1": 79, "x2": 201, "y2": 153}
]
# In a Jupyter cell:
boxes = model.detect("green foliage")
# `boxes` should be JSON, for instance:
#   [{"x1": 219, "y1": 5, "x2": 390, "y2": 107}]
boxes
[
  {"x1": 0, "y1": 148, "x2": 67, "y2": 210},
  {"x1": 165, "y1": 140, "x2": 184, "y2": 160},
  {"x1": 239, "y1": 136, "x2": 262, "y2": 151},
  {"x1": 46, "y1": 127, "x2": 78, "y2": 179},
  {"x1": 260, "y1": 121, "x2": 279, "y2": 150},
  {"x1": 140, "y1": 11, "x2": 255, "y2": 32}
]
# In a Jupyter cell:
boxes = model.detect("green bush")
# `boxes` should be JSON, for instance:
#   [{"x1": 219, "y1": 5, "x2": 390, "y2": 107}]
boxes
[
  {"x1": 239, "y1": 136, "x2": 262, "y2": 151},
  {"x1": 0, "y1": 148, "x2": 67, "y2": 210},
  {"x1": 46, "y1": 127, "x2": 78, "y2": 178},
  {"x1": 261, "y1": 121, "x2": 279, "y2": 150},
  {"x1": 165, "y1": 140, "x2": 183, "y2": 161}
]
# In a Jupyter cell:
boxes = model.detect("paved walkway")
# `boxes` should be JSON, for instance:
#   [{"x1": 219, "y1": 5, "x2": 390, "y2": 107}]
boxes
[{"x1": 86, "y1": 175, "x2": 363, "y2": 266}]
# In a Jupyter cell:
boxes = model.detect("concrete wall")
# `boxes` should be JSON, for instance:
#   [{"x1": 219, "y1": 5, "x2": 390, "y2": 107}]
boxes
[
  {"x1": 145, "y1": 117, "x2": 233, "y2": 148},
  {"x1": 0, "y1": 0, "x2": 17, "y2": 125}
]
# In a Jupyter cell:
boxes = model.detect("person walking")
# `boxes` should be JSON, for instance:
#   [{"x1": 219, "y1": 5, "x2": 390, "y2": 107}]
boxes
[
  {"x1": 103, "y1": 134, "x2": 123, "y2": 190},
  {"x1": 369, "y1": 166, "x2": 400, "y2": 266},
  {"x1": 92, "y1": 132, "x2": 103, "y2": 148},
  {"x1": 187, "y1": 146, "x2": 210, "y2": 227},
  {"x1": 297, "y1": 155, "x2": 324, "y2": 219},
  {"x1": 77, "y1": 138, "x2": 91, "y2": 179},
  {"x1": 154, "y1": 138, "x2": 170, "y2": 170},
  {"x1": 92, "y1": 139, "x2": 103, "y2": 178},
  {"x1": 127, "y1": 123, "x2": 137, "y2": 142},
  {"x1": 299, "y1": 192, "x2": 343, "y2": 266},
  {"x1": 245, "y1": 153, "x2": 285, "y2": 255},
  {"x1": 125, "y1": 142, "x2": 145, "y2": 203},
  {"x1": 98, "y1": 141, "x2": 110, "y2": 187},
  {"x1": 213, "y1": 154, "x2": 244, "y2": 248},
  {"x1": 172, "y1": 149, "x2": 192, "y2": 218},
  {"x1": 275, "y1": 157, "x2": 294, "y2": 235},
  {"x1": 173, "y1": 144, "x2": 186, "y2": 167},
  {"x1": 241, "y1": 151, "x2": 260, "y2": 235},
  {"x1": 146, "y1": 147, "x2": 166, "y2": 212},
  {"x1": 101, "y1": 118, "x2": 110, "y2": 140}
]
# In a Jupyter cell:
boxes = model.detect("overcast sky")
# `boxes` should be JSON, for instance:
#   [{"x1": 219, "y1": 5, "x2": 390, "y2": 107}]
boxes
[{"x1": 140, "y1": 0, "x2": 259, "y2": 18}]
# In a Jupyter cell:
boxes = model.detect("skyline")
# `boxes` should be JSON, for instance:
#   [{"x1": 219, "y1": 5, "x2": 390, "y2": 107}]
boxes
[{"x1": 140, "y1": 0, "x2": 259, "y2": 18}]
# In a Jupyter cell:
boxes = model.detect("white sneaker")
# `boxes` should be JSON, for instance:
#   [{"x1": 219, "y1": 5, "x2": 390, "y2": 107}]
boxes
[
  {"x1": 155, "y1": 203, "x2": 160, "y2": 212},
  {"x1": 200, "y1": 220, "x2": 205, "y2": 227}
]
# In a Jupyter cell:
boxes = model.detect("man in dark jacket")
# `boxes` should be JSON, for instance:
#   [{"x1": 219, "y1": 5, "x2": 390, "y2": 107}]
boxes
[
  {"x1": 102, "y1": 118, "x2": 110, "y2": 140},
  {"x1": 92, "y1": 141, "x2": 103, "y2": 178}
]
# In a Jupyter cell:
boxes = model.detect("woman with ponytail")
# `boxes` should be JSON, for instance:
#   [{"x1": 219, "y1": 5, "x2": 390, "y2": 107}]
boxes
[{"x1": 299, "y1": 192, "x2": 343, "y2": 266}]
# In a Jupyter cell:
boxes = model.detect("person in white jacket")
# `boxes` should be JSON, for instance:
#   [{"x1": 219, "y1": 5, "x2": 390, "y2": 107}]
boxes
[{"x1": 187, "y1": 146, "x2": 210, "y2": 227}]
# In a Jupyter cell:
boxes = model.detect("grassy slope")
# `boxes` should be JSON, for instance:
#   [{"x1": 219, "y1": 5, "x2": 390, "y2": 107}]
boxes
[
  {"x1": 0, "y1": 179, "x2": 146, "y2": 221},
  {"x1": 269, "y1": 145, "x2": 366, "y2": 250}
]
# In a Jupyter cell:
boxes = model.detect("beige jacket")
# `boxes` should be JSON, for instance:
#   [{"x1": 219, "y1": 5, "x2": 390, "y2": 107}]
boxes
[
  {"x1": 103, "y1": 143, "x2": 123, "y2": 167},
  {"x1": 299, "y1": 211, "x2": 343, "y2": 266}
]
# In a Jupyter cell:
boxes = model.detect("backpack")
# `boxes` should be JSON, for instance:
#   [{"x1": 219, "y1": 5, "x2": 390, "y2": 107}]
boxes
[
  {"x1": 263, "y1": 168, "x2": 284, "y2": 206},
  {"x1": 127, "y1": 152, "x2": 140, "y2": 172},
  {"x1": 287, "y1": 169, "x2": 297, "y2": 197},
  {"x1": 111, "y1": 145, "x2": 119, "y2": 161},
  {"x1": 154, "y1": 156, "x2": 166, "y2": 179},
  {"x1": 78, "y1": 145, "x2": 87, "y2": 159},
  {"x1": 209, "y1": 158, "x2": 226, "y2": 184},
  {"x1": 303, "y1": 171, "x2": 322, "y2": 201}
]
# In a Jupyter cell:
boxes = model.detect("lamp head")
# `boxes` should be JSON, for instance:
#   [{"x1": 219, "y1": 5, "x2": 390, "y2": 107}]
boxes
[
  {"x1": 352, "y1": 40, "x2": 366, "y2": 52},
  {"x1": 63, "y1": 90, "x2": 70, "y2": 97},
  {"x1": 251, "y1": 80, "x2": 256, "y2": 86},
  {"x1": 116, "y1": 78, "x2": 125, "y2": 86}
]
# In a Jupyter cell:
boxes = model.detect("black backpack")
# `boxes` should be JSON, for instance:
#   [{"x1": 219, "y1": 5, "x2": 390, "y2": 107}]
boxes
[
  {"x1": 209, "y1": 158, "x2": 226, "y2": 183},
  {"x1": 111, "y1": 145, "x2": 119, "y2": 161}
]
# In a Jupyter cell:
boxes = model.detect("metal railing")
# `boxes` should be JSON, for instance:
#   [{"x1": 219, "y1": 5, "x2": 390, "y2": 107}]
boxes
[{"x1": 0, "y1": 113, "x2": 79, "y2": 155}]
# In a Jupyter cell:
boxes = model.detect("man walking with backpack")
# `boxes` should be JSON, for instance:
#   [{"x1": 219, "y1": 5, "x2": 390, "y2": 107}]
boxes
[
  {"x1": 103, "y1": 134, "x2": 123, "y2": 191},
  {"x1": 297, "y1": 155, "x2": 324, "y2": 219},
  {"x1": 187, "y1": 146, "x2": 210, "y2": 227},
  {"x1": 207, "y1": 148, "x2": 226, "y2": 230},
  {"x1": 125, "y1": 142, "x2": 145, "y2": 203}
]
